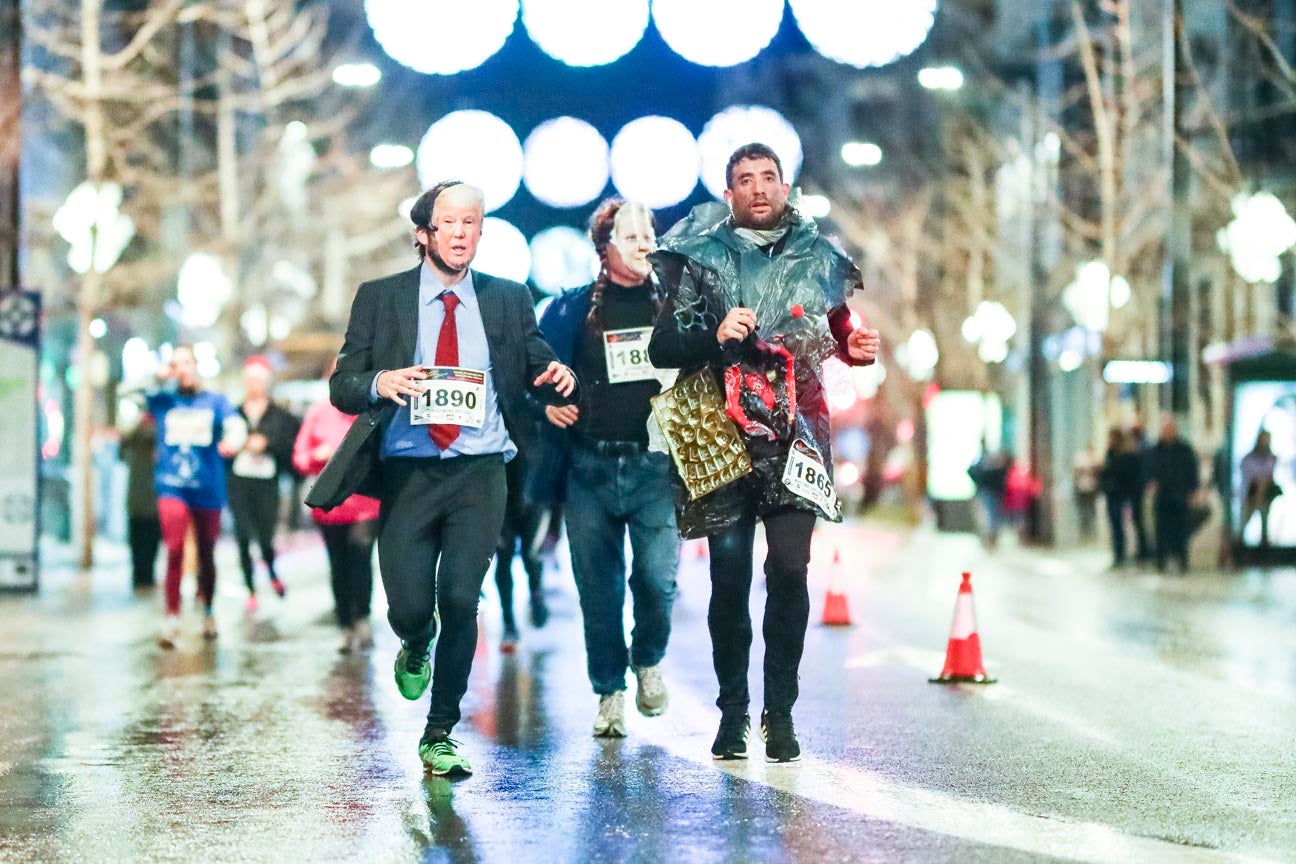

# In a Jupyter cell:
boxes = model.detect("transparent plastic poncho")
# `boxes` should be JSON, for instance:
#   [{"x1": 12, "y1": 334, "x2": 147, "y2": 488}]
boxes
[{"x1": 649, "y1": 199, "x2": 862, "y2": 538}]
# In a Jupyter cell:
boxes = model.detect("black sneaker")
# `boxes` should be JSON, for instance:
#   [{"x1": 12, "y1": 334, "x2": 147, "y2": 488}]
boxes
[
  {"x1": 711, "y1": 712, "x2": 750, "y2": 760},
  {"x1": 760, "y1": 710, "x2": 801, "y2": 763}
]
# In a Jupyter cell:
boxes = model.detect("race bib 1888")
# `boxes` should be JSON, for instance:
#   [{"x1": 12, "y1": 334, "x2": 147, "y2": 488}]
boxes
[
  {"x1": 604, "y1": 327, "x2": 658, "y2": 385},
  {"x1": 410, "y1": 367, "x2": 487, "y2": 428},
  {"x1": 782, "y1": 439, "x2": 842, "y2": 519}
]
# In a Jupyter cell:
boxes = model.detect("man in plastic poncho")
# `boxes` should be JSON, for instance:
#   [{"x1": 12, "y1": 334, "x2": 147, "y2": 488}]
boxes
[{"x1": 648, "y1": 143, "x2": 881, "y2": 764}]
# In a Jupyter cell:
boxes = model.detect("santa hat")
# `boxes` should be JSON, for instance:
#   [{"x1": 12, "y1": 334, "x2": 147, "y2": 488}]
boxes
[{"x1": 244, "y1": 355, "x2": 273, "y2": 378}]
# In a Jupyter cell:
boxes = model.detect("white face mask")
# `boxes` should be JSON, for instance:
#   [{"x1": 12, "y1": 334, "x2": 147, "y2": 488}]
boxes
[{"x1": 611, "y1": 203, "x2": 656, "y2": 278}]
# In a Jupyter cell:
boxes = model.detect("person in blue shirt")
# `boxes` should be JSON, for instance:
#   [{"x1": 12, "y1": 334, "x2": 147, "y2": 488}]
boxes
[{"x1": 145, "y1": 344, "x2": 245, "y2": 648}]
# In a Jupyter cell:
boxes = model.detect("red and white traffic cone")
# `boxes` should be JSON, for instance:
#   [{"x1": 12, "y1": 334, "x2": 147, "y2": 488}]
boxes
[
  {"x1": 821, "y1": 547, "x2": 851, "y2": 626},
  {"x1": 930, "y1": 572, "x2": 996, "y2": 684}
]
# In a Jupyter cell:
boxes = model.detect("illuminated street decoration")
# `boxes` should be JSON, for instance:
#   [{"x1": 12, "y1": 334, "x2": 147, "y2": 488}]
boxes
[
  {"x1": 961, "y1": 301, "x2": 1016, "y2": 364},
  {"x1": 365, "y1": 0, "x2": 518, "y2": 75},
  {"x1": 417, "y1": 111, "x2": 524, "y2": 213},
  {"x1": 1062, "y1": 261, "x2": 1130, "y2": 333},
  {"x1": 652, "y1": 0, "x2": 783, "y2": 67},
  {"x1": 530, "y1": 227, "x2": 601, "y2": 294},
  {"x1": 474, "y1": 217, "x2": 532, "y2": 283},
  {"x1": 523, "y1": 0, "x2": 648, "y2": 67},
  {"x1": 896, "y1": 329, "x2": 939, "y2": 381},
  {"x1": 523, "y1": 118, "x2": 610, "y2": 208},
  {"x1": 1218, "y1": 191, "x2": 1296, "y2": 284},
  {"x1": 790, "y1": 0, "x2": 937, "y2": 69},
  {"x1": 610, "y1": 116, "x2": 700, "y2": 208},
  {"x1": 176, "y1": 253, "x2": 232, "y2": 329},
  {"x1": 697, "y1": 105, "x2": 802, "y2": 200},
  {"x1": 52, "y1": 182, "x2": 135, "y2": 275}
]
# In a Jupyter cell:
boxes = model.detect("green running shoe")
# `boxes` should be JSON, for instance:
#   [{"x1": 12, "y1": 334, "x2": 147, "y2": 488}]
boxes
[
  {"x1": 394, "y1": 642, "x2": 431, "y2": 700},
  {"x1": 419, "y1": 732, "x2": 472, "y2": 777}
]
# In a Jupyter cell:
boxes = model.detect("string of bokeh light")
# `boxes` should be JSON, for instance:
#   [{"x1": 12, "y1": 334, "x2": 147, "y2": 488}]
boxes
[
  {"x1": 415, "y1": 106, "x2": 802, "y2": 211},
  {"x1": 366, "y1": 0, "x2": 939, "y2": 73}
]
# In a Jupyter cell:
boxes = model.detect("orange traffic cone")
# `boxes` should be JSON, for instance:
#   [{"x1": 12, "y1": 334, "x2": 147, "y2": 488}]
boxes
[
  {"x1": 929, "y1": 572, "x2": 996, "y2": 684},
  {"x1": 820, "y1": 547, "x2": 852, "y2": 626}
]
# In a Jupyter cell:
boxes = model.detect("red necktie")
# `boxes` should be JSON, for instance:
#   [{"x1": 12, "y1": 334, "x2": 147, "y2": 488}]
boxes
[{"x1": 428, "y1": 292, "x2": 460, "y2": 450}]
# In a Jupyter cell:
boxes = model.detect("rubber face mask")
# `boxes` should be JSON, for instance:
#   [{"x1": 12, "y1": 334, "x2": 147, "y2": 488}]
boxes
[{"x1": 611, "y1": 203, "x2": 656, "y2": 278}]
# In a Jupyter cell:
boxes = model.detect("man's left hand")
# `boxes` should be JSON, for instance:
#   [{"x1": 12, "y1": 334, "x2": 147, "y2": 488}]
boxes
[
  {"x1": 847, "y1": 327, "x2": 881, "y2": 364},
  {"x1": 534, "y1": 361, "x2": 576, "y2": 398}
]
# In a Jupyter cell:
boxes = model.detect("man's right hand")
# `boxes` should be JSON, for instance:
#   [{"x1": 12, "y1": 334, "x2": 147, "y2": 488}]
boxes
[
  {"x1": 375, "y1": 366, "x2": 429, "y2": 407},
  {"x1": 545, "y1": 404, "x2": 580, "y2": 428},
  {"x1": 716, "y1": 307, "x2": 757, "y2": 344}
]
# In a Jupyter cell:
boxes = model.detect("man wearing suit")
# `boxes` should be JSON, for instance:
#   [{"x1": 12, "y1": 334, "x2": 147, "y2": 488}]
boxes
[{"x1": 309, "y1": 181, "x2": 577, "y2": 777}]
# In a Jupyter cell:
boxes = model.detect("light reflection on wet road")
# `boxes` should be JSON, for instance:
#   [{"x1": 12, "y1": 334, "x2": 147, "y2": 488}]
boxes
[{"x1": 1, "y1": 524, "x2": 1293, "y2": 863}]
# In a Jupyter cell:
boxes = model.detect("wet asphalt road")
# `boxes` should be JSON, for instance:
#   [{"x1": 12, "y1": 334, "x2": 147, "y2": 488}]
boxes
[{"x1": 1, "y1": 523, "x2": 1294, "y2": 863}]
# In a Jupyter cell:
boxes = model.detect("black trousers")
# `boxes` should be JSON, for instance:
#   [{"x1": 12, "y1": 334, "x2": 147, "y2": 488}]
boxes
[
  {"x1": 707, "y1": 506, "x2": 816, "y2": 716},
  {"x1": 320, "y1": 519, "x2": 377, "y2": 628},
  {"x1": 1105, "y1": 493, "x2": 1149, "y2": 564},
  {"x1": 228, "y1": 476, "x2": 280, "y2": 591},
  {"x1": 1155, "y1": 499, "x2": 1190, "y2": 571},
  {"x1": 128, "y1": 515, "x2": 161, "y2": 588},
  {"x1": 494, "y1": 456, "x2": 546, "y2": 630},
  {"x1": 378, "y1": 454, "x2": 507, "y2": 732}
]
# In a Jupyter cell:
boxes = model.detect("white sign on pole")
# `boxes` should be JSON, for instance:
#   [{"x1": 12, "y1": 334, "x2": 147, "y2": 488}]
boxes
[{"x1": 0, "y1": 289, "x2": 40, "y2": 590}]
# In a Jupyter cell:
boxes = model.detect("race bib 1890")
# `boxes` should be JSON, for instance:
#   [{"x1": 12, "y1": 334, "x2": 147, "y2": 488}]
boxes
[
  {"x1": 782, "y1": 439, "x2": 842, "y2": 519},
  {"x1": 410, "y1": 367, "x2": 486, "y2": 428},
  {"x1": 604, "y1": 327, "x2": 658, "y2": 385}
]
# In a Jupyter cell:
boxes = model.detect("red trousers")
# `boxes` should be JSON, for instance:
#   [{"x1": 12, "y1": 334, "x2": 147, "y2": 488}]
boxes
[{"x1": 158, "y1": 497, "x2": 221, "y2": 616}]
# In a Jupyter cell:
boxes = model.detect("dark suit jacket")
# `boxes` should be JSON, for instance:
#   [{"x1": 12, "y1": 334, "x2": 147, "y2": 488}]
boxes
[{"x1": 305, "y1": 265, "x2": 576, "y2": 510}]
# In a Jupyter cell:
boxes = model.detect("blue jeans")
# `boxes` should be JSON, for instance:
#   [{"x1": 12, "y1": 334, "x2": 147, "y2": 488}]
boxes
[{"x1": 565, "y1": 447, "x2": 680, "y2": 695}]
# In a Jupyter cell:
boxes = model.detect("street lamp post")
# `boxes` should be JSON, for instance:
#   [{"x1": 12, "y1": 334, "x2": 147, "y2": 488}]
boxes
[
  {"x1": 1, "y1": 0, "x2": 18, "y2": 289},
  {"x1": 1163, "y1": 0, "x2": 1191, "y2": 413}
]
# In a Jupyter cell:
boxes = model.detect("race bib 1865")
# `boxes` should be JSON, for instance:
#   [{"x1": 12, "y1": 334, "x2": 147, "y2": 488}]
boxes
[
  {"x1": 782, "y1": 439, "x2": 842, "y2": 519},
  {"x1": 410, "y1": 367, "x2": 487, "y2": 428}
]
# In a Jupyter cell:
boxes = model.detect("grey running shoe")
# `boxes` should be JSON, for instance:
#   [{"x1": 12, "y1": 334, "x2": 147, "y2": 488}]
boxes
[
  {"x1": 633, "y1": 664, "x2": 669, "y2": 717},
  {"x1": 592, "y1": 691, "x2": 627, "y2": 738}
]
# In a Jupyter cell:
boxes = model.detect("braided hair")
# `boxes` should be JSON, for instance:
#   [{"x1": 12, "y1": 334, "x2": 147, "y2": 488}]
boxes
[{"x1": 585, "y1": 197, "x2": 664, "y2": 336}]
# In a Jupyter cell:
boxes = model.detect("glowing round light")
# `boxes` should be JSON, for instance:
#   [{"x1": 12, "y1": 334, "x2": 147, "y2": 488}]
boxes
[
  {"x1": 851, "y1": 359, "x2": 887, "y2": 400},
  {"x1": 835, "y1": 461, "x2": 862, "y2": 487},
  {"x1": 610, "y1": 116, "x2": 699, "y2": 208},
  {"x1": 841, "y1": 141, "x2": 883, "y2": 167},
  {"x1": 417, "y1": 111, "x2": 523, "y2": 213},
  {"x1": 899, "y1": 328, "x2": 938, "y2": 381},
  {"x1": 1218, "y1": 191, "x2": 1296, "y2": 284},
  {"x1": 1057, "y1": 348, "x2": 1083, "y2": 373},
  {"x1": 397, "y1": 196, "x2": 418, "y2": 221},
  {"x1": 370, "y1": 144, "x2": 414, "y2": 169},
  {"x1": 333, "y1": 63, "x2": 381, "y2": 88},
  {"x1": 530, "y1": 226, "x2": 601, "y2": 294},
  {"x1": 523, "y1": 0, "x2": 648, "y2": 67},
  {"x1": 790, "y1": 0, "x2": 937, "y2": 69},
  {"x1": 799, "y1": 194, "x2": 831, "y2": 219},
  {"x1": 365, "y1": 0, "x2": 518, "y2": 75},
  {"x1": 918, "y1": 65, "x2": 964, "y2": 91},
  {"x1": 122, "y1": 337, "x2": 156, "y2": 383},
  {"x1": 193, "y1": 341, "x2": 222, "y2": 379},
  {"x1": 523, "y1": 118, "x2": 610, "y2": 208},
  {"x1": 652, "y1": 0, "x2": 783, "y2": 67},
  {"x1": 474, "y1": 217, "x2": 532, "y2": 284},
  {"x1": 698, "y1": 105, "x2": 802, "y2": 200},
  {"x1": 88, "y1": 318, "x2": 107, "y2": 339},
  {"x1": 177, "y1": 253, "x2": 233, "y2": 328}
]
